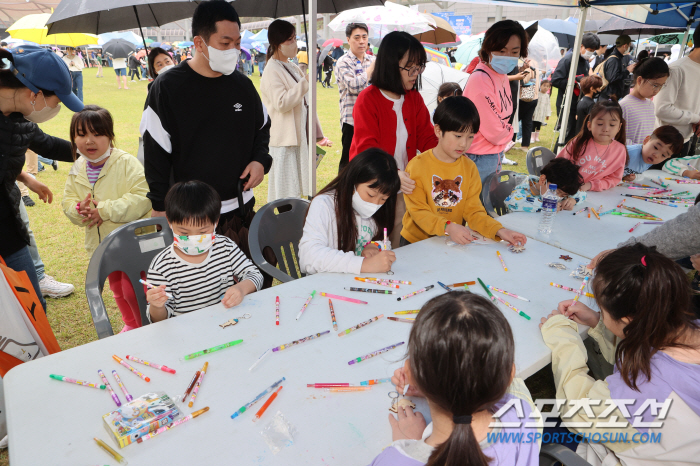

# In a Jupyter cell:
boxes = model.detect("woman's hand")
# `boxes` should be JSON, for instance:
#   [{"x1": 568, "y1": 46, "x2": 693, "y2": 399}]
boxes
[
  {"x1": 388, "y1": 406, "x2": 426, "y2": 441},
  {"x1": 496, "y1": 228, "x2": 527, "y2": 246},
  {"x1": 398, "y1": 170, "x2": 415, "y2": 195},
  {"x1": 20, "y1": 173, "x2": 53, "y2": 203}
]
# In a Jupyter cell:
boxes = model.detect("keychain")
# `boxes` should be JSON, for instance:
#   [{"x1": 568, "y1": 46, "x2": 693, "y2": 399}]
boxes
[{"x1": 219, "y1": 313, "x2": 252, "y2": 329}]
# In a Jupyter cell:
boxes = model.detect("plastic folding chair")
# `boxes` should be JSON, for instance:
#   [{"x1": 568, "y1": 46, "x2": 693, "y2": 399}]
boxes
[
  {"x1": 540, "y1": 443, "x2": 592, "y2": 466},
  {"x1": 481, "y1": 170, "x2": 520, "y2": 217},
  {"x1": 248, "y1": 198, "x2": 310, "y2": 283},
  {"x1": 85, "y1": 218, "x2": 173, "y2": 339},
  {"x1": 526, "y1": 146, "x2": 556, "y2": 176}
]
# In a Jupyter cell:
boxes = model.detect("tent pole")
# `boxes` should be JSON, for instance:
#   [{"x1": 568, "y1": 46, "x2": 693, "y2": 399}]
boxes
[
  {"x1": 679, "y1": 26, "x2": 691, "y2": 57},
  {"x1": 308, "y1": 0, "x2": 317, "y2": 197},
  {"x1": 557, "y1": 6, "x2": 588, "y2": 150}
]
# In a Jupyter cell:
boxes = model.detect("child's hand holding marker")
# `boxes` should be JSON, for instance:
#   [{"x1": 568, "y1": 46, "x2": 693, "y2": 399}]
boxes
[
  {"x1": 361, "y1": 242, "x2": 381, "y2": 259},
  {"x1": 539, "y1": 299, "x2": 600, "y2": 329},
  {"x1": 361, "y1": 250, "x2": 396, "y2": 273},
  {"x1": 145, "y1": 283, "x2": 169, "y2": 308},
  {"x1": 391, "y1": 366, "x2": 422, "y2": 398}
]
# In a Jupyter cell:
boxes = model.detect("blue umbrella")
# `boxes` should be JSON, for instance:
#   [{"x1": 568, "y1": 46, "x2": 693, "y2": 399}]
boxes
[
  {"x1": 538, "y1": 18, "x2": 578, "y2": 48},
  {"x1": 454, "y1": 33, "x2": 484, "y2": 65},
  {"x1": 179, "y1": 40, "x2": 193, "y2": 47},
  {"x1": 150, "y1": 41, "x2": 162, "y2": 48}
]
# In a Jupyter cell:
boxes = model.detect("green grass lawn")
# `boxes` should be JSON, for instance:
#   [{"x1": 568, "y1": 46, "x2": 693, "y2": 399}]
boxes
[{"x1": 0, "y1": 70, "x2": 559, "y2": 465}]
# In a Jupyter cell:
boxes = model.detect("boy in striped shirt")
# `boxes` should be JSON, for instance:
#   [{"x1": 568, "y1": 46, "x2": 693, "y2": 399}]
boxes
[{"x1": 146, "y1": 181, "x2": 263, "y2": 322}]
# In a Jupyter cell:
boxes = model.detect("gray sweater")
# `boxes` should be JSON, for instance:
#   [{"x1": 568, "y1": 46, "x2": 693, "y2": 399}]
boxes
[{"x1": 618, "y1": 203, "x2": 700, "y2": 260}]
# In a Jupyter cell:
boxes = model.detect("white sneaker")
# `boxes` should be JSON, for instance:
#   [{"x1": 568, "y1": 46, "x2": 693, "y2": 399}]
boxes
[
  {"x1": 0, "y1": 435, "x2": 8, "y2": 449},
  {"x1": 39, "y1": 274, "x2": 75, "y2": 298},
  {"x1": 502, "y1": 156, "x2": 518, "y2": 165}
]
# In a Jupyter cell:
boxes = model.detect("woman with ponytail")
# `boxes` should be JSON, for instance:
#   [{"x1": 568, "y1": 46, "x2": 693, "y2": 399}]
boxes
[
  {"x1": 540, "y1": 244, "x2": 700, "y2": 465},
  {"x1": 370, "y1": 292, "x2": 540, "y2": 466}
]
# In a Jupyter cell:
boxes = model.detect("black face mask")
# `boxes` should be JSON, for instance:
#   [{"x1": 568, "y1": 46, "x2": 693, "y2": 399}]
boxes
[{"x1": 592, "y1": 91, "x2": 601, "y2": 100}]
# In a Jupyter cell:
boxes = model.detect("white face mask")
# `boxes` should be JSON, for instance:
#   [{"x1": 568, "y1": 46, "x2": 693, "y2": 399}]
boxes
[
  {"x1": 202, "y1": 39, "x2": 240, "y2": 75},
  {"x1": 25, "y1": 94, "x2": 61, "y2": 123},
  {"x1": 173, "y1": 231, "x2": 216, "y2": 255},
  {"x1": 78, "y1": 147, "x2": 111, "y2": 164},
  {"x1": 352, "y1": 190, "x2": 382, "y2": 218},
  {"x1": 280, "y1": 42, "x2": 298, "y2": 59},
  {"x1": 158, "y1": 64, "x2": 175, "y2": 75},
  {"x1": 581, "y1": 50, "x2": 595, "y2": 60}
]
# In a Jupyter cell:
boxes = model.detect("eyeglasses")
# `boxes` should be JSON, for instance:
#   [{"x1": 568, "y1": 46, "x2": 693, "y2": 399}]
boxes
[
  {"x1": 399, "y1": 64, "x2": 426, "y2": 77},
  {"x1": 643, "y1": 79, "x2": 667, "y2": 91}
]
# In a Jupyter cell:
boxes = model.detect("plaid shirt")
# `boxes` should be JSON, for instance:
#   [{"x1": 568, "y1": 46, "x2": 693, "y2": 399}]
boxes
[{"x1": 335, "y1": 50, "x2": 375, "y2": 126}]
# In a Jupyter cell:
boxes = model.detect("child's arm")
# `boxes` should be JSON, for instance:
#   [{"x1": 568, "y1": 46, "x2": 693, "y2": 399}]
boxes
[
  {"x1": 96, "y1": 159, "x2": 152, "y2": 223},
  {"x1": 221, "y1": 241, "x2": 264, "y2": 308},
  {"x1": 663, "y1": 154, "x2": 700, "y2": 178},
  {"x1": 540, "y1": 314, "x2": 639, "y2": 449}
]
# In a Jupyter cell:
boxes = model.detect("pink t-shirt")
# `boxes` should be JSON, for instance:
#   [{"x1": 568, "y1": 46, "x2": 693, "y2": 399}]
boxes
[
  {"x1": 463, "y1": 62, "x2": 513, "y2": 155},
  {"x1": 557, "y1": 139, "x2": 627, "y2": 191}
]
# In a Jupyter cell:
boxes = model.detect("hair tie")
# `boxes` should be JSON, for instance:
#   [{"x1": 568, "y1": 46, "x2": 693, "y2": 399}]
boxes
[
  {"x1": 641, "y1": 255, "x2": 647, "y2": 267},
  {"x1": 453, "y1": 415, "x2": 473, "y2": 425}
]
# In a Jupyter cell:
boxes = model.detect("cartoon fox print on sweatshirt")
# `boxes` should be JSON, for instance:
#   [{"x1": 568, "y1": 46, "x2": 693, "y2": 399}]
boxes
[{"x1": 432, "y1": 175, "x2": 463, "y2": 207}]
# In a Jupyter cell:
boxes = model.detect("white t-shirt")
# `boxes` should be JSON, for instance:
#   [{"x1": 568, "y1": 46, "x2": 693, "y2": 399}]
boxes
[
  {"x1": 112, "y1": 58, "x2": 127, "y2": 69},
  {"x1": 380, "y1": 90, "x2": 409, "y2": 171}
]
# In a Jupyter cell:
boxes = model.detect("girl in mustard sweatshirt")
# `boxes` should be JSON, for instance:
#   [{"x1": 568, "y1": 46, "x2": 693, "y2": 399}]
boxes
[{"x1": 401, "y1": 96, "x2": 527, "y2": 247}]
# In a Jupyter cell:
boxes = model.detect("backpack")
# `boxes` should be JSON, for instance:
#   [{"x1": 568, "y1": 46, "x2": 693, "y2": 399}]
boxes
[{"x1": 594, "y1": 55, "x2": 618, "y2": 91}]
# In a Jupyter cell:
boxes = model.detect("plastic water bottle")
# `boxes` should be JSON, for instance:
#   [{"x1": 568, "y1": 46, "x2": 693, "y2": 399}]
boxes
[{"x1": 538, "y1": 184, "x2": 558, "y2": 234}]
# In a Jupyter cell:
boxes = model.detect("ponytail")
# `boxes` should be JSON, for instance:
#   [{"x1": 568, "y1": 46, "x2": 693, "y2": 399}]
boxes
[
  {"x1": 409, "y1": 292, "x2": 514, "y2": 466},
  {"x1": 593, "y1": 244, "x2": 699, "y2": 390}
]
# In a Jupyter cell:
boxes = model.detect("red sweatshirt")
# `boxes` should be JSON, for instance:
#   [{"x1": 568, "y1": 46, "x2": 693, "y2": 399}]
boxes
[
  {"x1": 556, "y1": 139, "x2": 627, "y2": 191},
  {"x1": 463, "y1": 61, "x2": 514, "y2": 155},
  {"x1": 349, "y1": 85, "x2": 437, "y2": 163}
]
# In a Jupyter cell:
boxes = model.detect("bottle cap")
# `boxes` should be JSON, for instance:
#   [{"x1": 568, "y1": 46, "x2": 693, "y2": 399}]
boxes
[{"x1": 549, "y1": 184, "x2": 557, "y2": 190}]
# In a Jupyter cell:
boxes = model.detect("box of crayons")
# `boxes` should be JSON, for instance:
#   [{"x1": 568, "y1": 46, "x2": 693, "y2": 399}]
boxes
[{"x1": 103, "y1": 392, "x2": 180, "y2": 448}]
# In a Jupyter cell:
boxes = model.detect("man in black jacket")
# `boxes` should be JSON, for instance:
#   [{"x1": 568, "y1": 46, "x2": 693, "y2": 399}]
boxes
[
  {"x1": 600, "y1": 35, "x2": 632, "y2": 100},
  {"x1": 141, "y1": 1, "x2": 271, "y2": 222},
  {"x1": 551, "y1": 32, "x2": 600, "y2": 142}
]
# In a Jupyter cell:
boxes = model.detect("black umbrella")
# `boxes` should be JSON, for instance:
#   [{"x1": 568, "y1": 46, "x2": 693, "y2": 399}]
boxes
[
  {"x1": 597, "y1": 16, "x2": 685, "y2": 37},
  {"x1": 102, "y1": 38, "x2": 136, "y2": 59}
]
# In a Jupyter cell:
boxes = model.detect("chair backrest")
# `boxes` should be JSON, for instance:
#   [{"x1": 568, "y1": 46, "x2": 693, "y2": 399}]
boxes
[
  {"x1": 540, "y1": 443, "x2": 592, "y2": 466},
  {"x1": 248, "y1": 198, "x2": 310, "y2": 283},
  {"x1": 85, "y1": 218, "x2": 173, "y2": 339},
  {"x1": 526, "y1": 146, "x2": 556, "y2": 176},
  {"x1": 481, "y1": 170, "x2": 519, "y2": 218}
]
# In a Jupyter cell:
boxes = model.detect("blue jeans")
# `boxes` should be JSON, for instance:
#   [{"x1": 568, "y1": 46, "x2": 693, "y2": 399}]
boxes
[
  {"x1": 70, "y1": 71, "x2": 83, "y2": 102},
  {"x1": 18, "y1": 195, "x2": 45, "y2": 281},
  {"x1": 37, "y1": 155, "x2": 54, "y2": 171},
  {"x1": 4, "y1": 246, "x2": 46, "y2": 313},
  {"x1": 258, "y1": 62, "x2": 265, "y2": 74},
  {"x1": 467, "y1": 152, "x2": 503, "y2": 185}
]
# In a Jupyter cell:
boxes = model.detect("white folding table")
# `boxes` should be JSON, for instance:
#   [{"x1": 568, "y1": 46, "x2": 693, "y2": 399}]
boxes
[{"x1": 4, "y1": 236, "x2": 595, "y2": 465}]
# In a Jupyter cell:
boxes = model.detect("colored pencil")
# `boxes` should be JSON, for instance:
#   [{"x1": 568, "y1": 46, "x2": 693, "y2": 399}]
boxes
[
  {"x1": 496, "y1": 251, "x2": 508, "y2": 271},
  {"x1": 328, "y1": 299, "x2": 338, "y2": 331},
  {"x1": 320, "y1": 292, "x2": 367, "y2": 304},
  {"x1": 394, "y1": 310, "x2": 420, "y2": 315},
  {"x1": 397, "y1": 285, "x2": 434, "y2": 301},
  {"x1": 572, "y1": 276, "x2": 590, "y2": 303},
  {"x1": 629, "y1": 222, "x2": 641, "y2": 232},
  {"x1": 387, "y1": 316, "x2": 415, "y2": 323},
  {"x1": 488, "y1": 285, "x2": 530, "y2": 302},
  {"x1": 550, "y1": 282, "x2": 594, "y2": 298}
]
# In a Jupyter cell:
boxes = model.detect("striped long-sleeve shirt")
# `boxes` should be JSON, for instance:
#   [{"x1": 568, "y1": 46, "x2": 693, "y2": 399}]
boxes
[
  {"x1": 335, "y1": 51, "x2": 375, "y2": 126},
  {"x1": 620, "y1": 94, "x2": 655, "y2": 145},
  {"x1": 146, "y1": 235, "x2": 263, "y2": 320},
  {"x1": 663, "y1": 154, "x2": 700, "y2": 176}
]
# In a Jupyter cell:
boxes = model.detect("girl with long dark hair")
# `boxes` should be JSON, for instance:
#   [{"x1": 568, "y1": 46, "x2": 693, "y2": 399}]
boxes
[
  {"x1": 376, "y1": 292, "x2": 540, "y2": 466},
  {"x1": 556, "y1": 99, "x2": 628, "y2": 191},
  {"x1": 541, "y1": 243, "x2": 700, "y2": 464},
  {"x1": 299, "y1": 148, "x2": 400, "y2": 274}
]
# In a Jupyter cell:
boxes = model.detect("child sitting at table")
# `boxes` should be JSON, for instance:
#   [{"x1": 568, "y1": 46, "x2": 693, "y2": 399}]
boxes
[
  {"x1": 504, "y1": 158, "x2": 586, "y2": 212},
  {"x1": 373, "y1": 292, "x2": 541, "y2": 466},
  {"x1": 146, "y1": 181, "x2": 263, "y2": 322},
  {"x1": 540, "y1": 244, "x2": 700, "y2": 464},
  {"x1": 623, "y1": 125, "x2": 683, "y2": 182},
  {"x1": 662, "y1": 148, "x2": 700, "y2": 180},
  {"x1": 62, "y1": 105, "x2": 152, "y2": 332},
  {"x1": 400, "y1": 96, "x2": 527, "y2": 246},
  {"x1": 556, "y1": 99, "x2": 628, "y2": 192},
  {"x1": 298, "y1": 148, "x2": 400, "y2": 275}
]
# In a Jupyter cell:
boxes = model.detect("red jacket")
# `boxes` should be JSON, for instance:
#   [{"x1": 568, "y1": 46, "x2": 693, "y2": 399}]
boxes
[{"x1": 349, "y1": 85, "x2": 438, "y2": 163}]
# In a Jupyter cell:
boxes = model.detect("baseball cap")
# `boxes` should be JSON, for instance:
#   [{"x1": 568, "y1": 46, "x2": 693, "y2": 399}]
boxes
[
  {"x1": 615, "y1": 35, "x2": 632, "y2": 47},
  {"x1": 9, "y1": 45, "x2": 84, "y2": 112}
]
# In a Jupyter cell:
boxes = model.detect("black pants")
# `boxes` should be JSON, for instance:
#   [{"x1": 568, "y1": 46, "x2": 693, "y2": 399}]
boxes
[
  {"x1": 340, "y1": 123, "x2": 354, "y2": 173},
  {"x1": 651, "y1": 136, "x2": 698, "y2": 170},
  {"x1": 317, "y1": 66, "x2": 322, "y2": 82},
  {"x1": 533, "y1": 121, "x2": 542, "y2": 131},
  {"x1": 323, "y1": 69, "x2": 333, "y2": 86},
  {"x1": 128, "y1": 67, "x2": 140, "y2": 80},
  {"x1": 518, "y1": 99, "x2": 538, "y2": 147}
]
